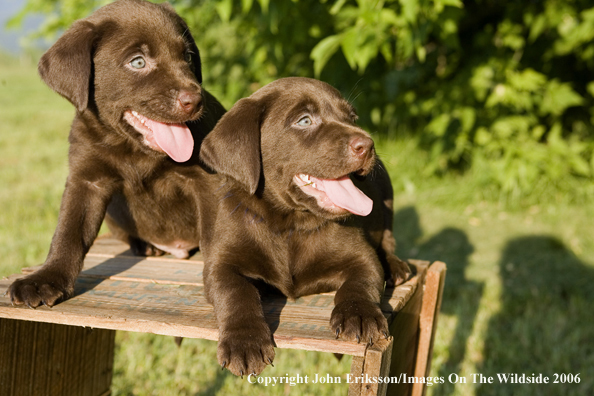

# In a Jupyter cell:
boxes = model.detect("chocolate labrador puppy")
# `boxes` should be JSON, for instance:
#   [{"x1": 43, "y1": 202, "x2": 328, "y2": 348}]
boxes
[
  {"x1": 8, "y1": 0, "x2": 225, "y2": 307},
  {"x1": 199, "y1": 77, "x2": 411, "y2": 376}
]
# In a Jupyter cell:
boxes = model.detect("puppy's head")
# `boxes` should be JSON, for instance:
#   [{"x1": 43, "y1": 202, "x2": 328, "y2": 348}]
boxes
[
  {"x1": 201, "y1": 77, "x2": 376, "y2": 219},
  {"x1": 38, "y1": 0, "x2": 203, "y2": 162}
]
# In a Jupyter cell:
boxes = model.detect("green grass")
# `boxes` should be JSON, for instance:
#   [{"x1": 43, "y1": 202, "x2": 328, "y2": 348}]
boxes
[
  {"x1": 1, "y1": 55, "x2": 593, "y2": 395},
  {"x1": 0, "y1": 54, "x2": 72, "y2": 275}
]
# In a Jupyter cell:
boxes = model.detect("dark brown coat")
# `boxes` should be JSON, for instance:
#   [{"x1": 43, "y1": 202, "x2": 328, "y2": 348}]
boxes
[
  {"x1": 198, "y1": 77, "x2": 410, "y2": 376},
  {"x1": 8, "y1": 0, "x2": 225, "y2": 307}
]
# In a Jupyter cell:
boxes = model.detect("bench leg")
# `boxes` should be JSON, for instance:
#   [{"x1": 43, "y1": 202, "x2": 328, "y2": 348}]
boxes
[
  {"x1": 348, "y1": 337, "x2": 394, "y2": 396},
  {"x1": 348, "y1": 261, "x2": 447, "y2": 396},
  {"x1": 412, "y1": 261, "x2": 447, "y2": 396},
  {"x1": 385, "y1": 278, "x2": 424, "y2": 396},
  {"x1": 0, "y1": 319, "x2": 115, "y2": 396}
]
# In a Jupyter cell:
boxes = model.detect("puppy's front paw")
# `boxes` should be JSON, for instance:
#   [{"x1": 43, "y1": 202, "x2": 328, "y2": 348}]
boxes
[
  {"x1": 331, "y1": 300, "x2": 389, "y2": 345},
  {"x1": 218, "y1": 323, "x2": 275, "y2": 377},
  {"x1": 8, "y1": 270, "x2": 74, "y2": 308},
  {"x1": 386, "y1": 256, "x2": 412, "y2": 287}
]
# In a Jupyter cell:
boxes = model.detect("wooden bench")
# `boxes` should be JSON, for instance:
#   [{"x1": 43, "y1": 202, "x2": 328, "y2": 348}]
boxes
[{"x1": 0, "y1": 237, "x2": 446, "y2": 396}]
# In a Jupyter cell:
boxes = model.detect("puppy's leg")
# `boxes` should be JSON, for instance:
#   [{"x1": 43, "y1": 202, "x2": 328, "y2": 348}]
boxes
[
  {"x1": 205, "y1": 265, "x2": 275, "y2": 376},
  {"x1": 8, "y1": 178, "x2": 114, "y2": 308},
  {"x1": 379, "y1": 228, "x2": 411, "y2": 287},
  {"x1": 375, "y1": 160, "x2": 411, "y2": 286},
  {"x1": 330, "y1": 260, "x2": 389, "y2": 345}
]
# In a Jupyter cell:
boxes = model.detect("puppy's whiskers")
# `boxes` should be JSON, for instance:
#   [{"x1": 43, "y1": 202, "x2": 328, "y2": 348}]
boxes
[
  {"x1": 346, "y1": 78, "x2": 364, "y2": 103},
  {"x1": 351, "y1": 90, "x2": 364, "y2": 103},
  {"x1": 230, "y1": 202, "x2": 241, "y2": 215},
  {"x1": 215, "y1": 182, "x2": 229, "y2": 192}
]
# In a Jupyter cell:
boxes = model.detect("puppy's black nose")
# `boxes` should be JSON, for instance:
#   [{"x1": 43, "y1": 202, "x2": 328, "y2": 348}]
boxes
[
  {"x1": 349, "y1": 136, "x2": 374, "y2": 158},
  {"x1": 177, "y1": 90, "x2": 201, "y2": 114}
]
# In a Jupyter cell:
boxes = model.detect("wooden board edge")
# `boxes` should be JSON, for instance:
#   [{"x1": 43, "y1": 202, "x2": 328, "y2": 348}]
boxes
[
  {"x1": 361, "y1": 337, "x2": 394, "y2": 396},
  {"x1": 0, "y1": 306, "x2": 368, "y2": 357},
  {"x1": 0, "y1": 306, "x2": 219, "y2": 340},
  {"x1": 348, "y1": 355, "x2": 365, "y2": 396},
  {"x1": 386, "y1": 277, "x2": 425, "y2": 396},
  {"x1": 274, "y1": 335, "x2": 367, "y2": 357},
  {"x1": 411, "y1": 261, "x2": 447, "y2": 396}
]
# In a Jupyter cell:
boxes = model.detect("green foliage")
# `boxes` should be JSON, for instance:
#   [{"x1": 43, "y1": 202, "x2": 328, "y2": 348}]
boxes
[{"x1": 9, "y1": 0, "x2": 594, "y2": 198}]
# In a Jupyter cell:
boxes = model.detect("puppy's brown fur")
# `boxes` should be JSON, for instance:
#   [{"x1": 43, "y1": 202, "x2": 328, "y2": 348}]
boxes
[
  {"x1": 199, "y1": 77, "x2": 411, "y2": 376},
  {"x1": 8, "y1": 0, "x2": 225, "y2": 307}
]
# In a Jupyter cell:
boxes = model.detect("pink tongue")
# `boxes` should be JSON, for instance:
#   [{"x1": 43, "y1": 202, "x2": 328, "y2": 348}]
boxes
[
  {"x1": 145, "y1": 119, "x2": 194, "y2": 162},
  {"x1": 318, "y1": 176, "x2": 373, "y2": 216}
]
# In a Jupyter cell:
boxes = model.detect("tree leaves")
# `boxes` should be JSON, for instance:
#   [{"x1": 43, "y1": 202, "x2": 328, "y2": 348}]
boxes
[
  {"x1": 311, "y1": 35, "x2": 342, "y2": 77},
  {"x1": 11, "y1": 0, "x2": 594, "y2": 196}
]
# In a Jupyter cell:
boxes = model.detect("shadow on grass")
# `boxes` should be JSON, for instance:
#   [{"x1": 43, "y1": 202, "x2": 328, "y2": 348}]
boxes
[
  {"x1": 477, "y1": 236, "x2": 594, "y2": 396},
  {"x1": 394, "y1": 207, "x2": 594, "y2": 395},
  {"x1": 393, "y1": 206, "x2": 481, "y2": 396},
  {"x1": 394, "y1": 206, "x2": 484, "y2": 395}
]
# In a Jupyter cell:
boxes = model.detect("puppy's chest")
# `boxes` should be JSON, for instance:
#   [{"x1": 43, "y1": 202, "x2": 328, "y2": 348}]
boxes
[
  {"x1": 284, "y1": 233, "x2": 326, "y2": 265},
  {"x1": 258, "y1": 228, "x2": 349, "y2": 291},
  {"x1": 122, "y1": 171, "x2": 199, "y2": 220}
]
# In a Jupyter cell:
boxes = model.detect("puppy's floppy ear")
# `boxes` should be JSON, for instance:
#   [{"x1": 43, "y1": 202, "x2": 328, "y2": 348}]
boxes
[
  {"x1": 200, "y1": 98, "x2": 262, "y2": 195},
  {"x1": 38, "y1": 20, "x2": 97, "y2": 112}
]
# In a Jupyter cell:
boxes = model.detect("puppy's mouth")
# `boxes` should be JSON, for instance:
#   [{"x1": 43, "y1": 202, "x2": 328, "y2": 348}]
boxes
[
  {"x1": 293, "y1": 174, "x2": 373, "y2": 216},
  {"x1": 123, "y1": 110, "x2": 194, "y2": 162}
]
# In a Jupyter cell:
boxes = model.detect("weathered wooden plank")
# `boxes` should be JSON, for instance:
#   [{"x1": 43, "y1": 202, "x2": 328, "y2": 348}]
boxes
[
  {"x1": 0, "y1": 279, "x2": 366, "y2": 356},
  {"x1": 0, "y1": 302, "x2": 369, "y2": 357},
  {"x1": 13, "y1": 256, "x2": 424, "y2": 318},
  {"x1": 0, "y1": 239, "x2": 428, "y2": 358},
  {"x1": 22, "y1": 256, "x2": 205, "y2": 287},
  {"x1": 0, "y1": 318, "x2": 114, "y2": 396},
  {"x1": 19, "y1": 258, "x2": 423, "y2": 314},
  {"x1": 386, "y1": 275, "x2": 425, "y2": 396},
  {"x1": 361, "y1": 337, "x2": 394, "y2": 396},
  {"x1": 19, "y1": 239, "x2": 426, "y2": 311},
  {"x1": 1, "y1": 277, "x2": 341, "y2": 323},
  {"x1": 1, "y1": 277, "x2": 334, "y2": 320},
  {"x1": 382, "y1": 286, "x2": 415, "y2": 314},
  {"x1": 1, "y1": 319, "x2": 17, "y2": 395},
  {"x1": 347, "y1": 337, "x2": 395, "y2": 396},
  {"x1": 412, "y1": 261, "x2": 447, "y2": 396},
  {"x1": 0, "y1": 274, "x2": 419, "y2": 335},
  {"x1": 348, "y1": 355, "x2": 365, "y2": 396}
]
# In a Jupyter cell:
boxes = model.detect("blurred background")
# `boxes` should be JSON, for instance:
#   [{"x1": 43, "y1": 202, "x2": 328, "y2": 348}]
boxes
[{"x1": 1, "y1": 1, "x2": 593, "y2": 395}]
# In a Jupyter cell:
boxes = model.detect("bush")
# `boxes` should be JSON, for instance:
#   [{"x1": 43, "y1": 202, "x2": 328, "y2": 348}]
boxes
[{"x1": 9, "y1": 0, "x2": 594, "y2": 199}]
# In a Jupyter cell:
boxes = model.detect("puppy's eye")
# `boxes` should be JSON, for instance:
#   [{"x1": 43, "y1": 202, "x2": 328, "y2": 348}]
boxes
[
  {"x1": 185, "y1": 51, "x2": 193, "y2": 64},
  {"x1": 296, "y1": 116, "x2": 312, "y2": 127},
  {"x1": 129, "y1": 56, "x2": 146, "y2": 69}
]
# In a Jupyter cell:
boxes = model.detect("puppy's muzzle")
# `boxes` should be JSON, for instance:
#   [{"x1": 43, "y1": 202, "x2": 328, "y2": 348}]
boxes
[
  {"x1": 349, "y1": 136, "x2": 375, "y2": 175},
  {"x1": 177, "y1": 89, "x2": 202, "y2": 117}
]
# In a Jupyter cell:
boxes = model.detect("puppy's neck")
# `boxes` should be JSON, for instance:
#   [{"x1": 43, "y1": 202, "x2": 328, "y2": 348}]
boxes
[{"x1": 220, "y1": 180, "x2": 331, "y2": 234}]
